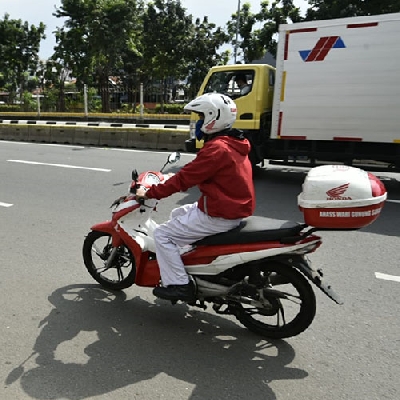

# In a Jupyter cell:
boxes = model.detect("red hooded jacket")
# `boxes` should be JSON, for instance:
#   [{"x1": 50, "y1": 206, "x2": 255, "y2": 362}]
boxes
[{"x1": 146, "y1": 134, "x2": 255, "y2": 219}]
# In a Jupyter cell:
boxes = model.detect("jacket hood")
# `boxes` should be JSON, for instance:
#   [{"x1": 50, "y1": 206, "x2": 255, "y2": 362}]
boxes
[{"x1": 212, "y1": 134, "x2": 251, "y2": 156}]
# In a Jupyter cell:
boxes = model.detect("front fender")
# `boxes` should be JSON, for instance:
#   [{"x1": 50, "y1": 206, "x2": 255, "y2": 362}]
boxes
[
  {"x1": 90, "y1": 220, "x2": 123, "y2": 247},
  {"x1": 90, "y1": 220, "x2": 144, "y2": 267},
  {"x1": 91, "y1": 220, "x2": 115, "y2": 234}
]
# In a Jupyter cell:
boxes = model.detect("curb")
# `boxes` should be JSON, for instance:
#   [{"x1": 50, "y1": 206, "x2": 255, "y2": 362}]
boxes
[{"x1": 0, "y1": 119, "x2": 188, "y2": 130}]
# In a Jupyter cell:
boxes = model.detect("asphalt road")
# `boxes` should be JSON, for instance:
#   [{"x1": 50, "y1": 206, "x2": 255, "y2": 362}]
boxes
[{"x1": 1, "y1": 140, "x2": 399, "y2": 400}]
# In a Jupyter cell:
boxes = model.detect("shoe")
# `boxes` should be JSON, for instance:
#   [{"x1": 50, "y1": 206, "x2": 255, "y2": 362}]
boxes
[{"x1": 153, "y1": 281, "x2": 195, "y2": 302}]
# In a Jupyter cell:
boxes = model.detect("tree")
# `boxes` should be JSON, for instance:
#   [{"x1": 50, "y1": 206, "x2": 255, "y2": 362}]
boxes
[
  {"x1": 0, "y1": 14, "x2": 45, "y2": 103},
  {"x1": 255, "y1": 1, "x2": 302, "y2": 58},
  {"x1": 39, "y1": 58, "x2": 73, "y2": 112},
  {"x1": 185, "y1": 17, "x2": 230, "y2": 98},
  {"x1": 305, "y1": 0, "x2": 400, "y2": 20},
  {"x1": 54, "y1": 0, "x2": 143, "y2": 112},
  {"x1": 362, "y1": 0, "x2": 400, "y2": 15},
  {"x1": 227, "y1": 2, "x2": 263, "y2": 63},
  {"x1": 226, "y1": 1, "x2": 301, "y2": 62},
  {"x1": 305, "y1": 0, "x2": 362, "y2": 20},
  {"x1": 140, "y1": 0, "x2": 194, "y2": 107}
]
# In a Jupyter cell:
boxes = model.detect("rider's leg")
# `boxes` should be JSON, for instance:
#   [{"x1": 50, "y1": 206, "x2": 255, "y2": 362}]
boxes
[{"x1": 153, "y1": 202, "x2": 241, "y2": 287}]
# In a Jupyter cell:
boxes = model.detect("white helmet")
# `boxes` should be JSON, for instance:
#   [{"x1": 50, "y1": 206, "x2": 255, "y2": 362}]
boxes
[{"x1": 184, "y1": 93, "x2": 237, "y2": 134}]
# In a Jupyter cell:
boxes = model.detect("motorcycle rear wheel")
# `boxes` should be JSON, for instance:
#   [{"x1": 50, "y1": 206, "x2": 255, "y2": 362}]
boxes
[
  {"x1": 231, "y1": 262, "x2": 316, "y2": 339},
  {"x1": 82, "y1": 230, "x2": 136, "y2": 290}
]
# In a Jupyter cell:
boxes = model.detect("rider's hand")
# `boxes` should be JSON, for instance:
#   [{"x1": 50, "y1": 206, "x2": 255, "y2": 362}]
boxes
[
  {"x1": 135, "y1": 186, "x2": 148, "y2": 201},
  {"x1": 164, "y1": 172, "x2": 175, "y2": 180}
]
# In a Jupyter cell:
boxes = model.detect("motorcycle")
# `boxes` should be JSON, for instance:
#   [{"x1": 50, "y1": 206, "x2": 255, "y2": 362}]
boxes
[{"x1": 82, "y1": 152, "x2": 386, "y2": 339}]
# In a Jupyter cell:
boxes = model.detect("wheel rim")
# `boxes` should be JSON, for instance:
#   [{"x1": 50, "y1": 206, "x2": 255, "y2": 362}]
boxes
[
  {"x1": 231, "y1": 265, "x2": 316, "y2": 337},
  {"x1": 89, "y1": 234, "x2": 134, "y2": 285},
  {"x1": 234, "y1": 284, "x2": 303, "y2": 327}
]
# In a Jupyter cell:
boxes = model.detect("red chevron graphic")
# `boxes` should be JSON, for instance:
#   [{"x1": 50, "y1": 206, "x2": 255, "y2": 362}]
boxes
[
  {"x1": 307, "y1": 36, "x2": 339, "y2": 61},
  {"x1": 326, "y1": 183, "x2": 350, "y2": 198}
]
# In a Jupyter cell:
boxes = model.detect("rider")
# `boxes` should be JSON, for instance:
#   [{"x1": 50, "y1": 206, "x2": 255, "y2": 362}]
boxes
[{"x1": 135, "y1": 93, "x2": 255, "y2": 302}]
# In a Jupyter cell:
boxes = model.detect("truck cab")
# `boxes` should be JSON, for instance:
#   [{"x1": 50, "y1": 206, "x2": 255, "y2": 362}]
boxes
[{"x1": 187, "y1": 64, "x2": 275, "y2": 162}]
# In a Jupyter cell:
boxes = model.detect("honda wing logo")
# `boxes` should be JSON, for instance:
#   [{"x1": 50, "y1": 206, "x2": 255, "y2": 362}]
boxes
[
  {"x1": 299, "y1": 36, "x2": 346, "y2": 62},
  {"x1": 326, "y1": 183, "x2": 352, "y2": 200}
]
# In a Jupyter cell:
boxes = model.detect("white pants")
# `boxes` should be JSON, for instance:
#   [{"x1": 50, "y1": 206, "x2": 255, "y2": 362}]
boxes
[{"x1": 154, "y1": 202, "x2": 242, "y2": 286}]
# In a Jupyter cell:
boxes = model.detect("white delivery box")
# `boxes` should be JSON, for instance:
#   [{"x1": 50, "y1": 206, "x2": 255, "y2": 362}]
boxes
[{"x1": 298, "y1": 165, "x2": 387, "y2": 229}]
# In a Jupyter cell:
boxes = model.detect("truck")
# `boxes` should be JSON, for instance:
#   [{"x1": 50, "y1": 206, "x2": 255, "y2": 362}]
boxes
[{"x1": 186, "y1": 12, "x2": 400, "y2": 171}]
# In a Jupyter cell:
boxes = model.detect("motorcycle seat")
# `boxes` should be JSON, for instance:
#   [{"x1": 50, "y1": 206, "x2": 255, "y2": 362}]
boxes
[{"x1": 194, "y1": 216, "x2": 305, "y2": 246}]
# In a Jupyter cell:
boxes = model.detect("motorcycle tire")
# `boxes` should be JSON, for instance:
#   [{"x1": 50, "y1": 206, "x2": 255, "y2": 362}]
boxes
[
  {"x1": 231, "y1": 262, "x2": 316, "y2": 339},
  {"x1": 82, "y1": 230, "x2": 136, "y2": 290}
]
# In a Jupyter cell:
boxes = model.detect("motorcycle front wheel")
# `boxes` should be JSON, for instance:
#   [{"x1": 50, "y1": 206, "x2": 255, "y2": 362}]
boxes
[
  {"x1": 82, "y1": 230, "x2": 136, "y2": 290},
  {"x1": 231, "y1": 262, "x2": 316, "y2": 339}
]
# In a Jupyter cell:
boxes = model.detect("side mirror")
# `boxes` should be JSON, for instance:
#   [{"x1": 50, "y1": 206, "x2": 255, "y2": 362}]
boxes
[
  {"x1": 168, "y1": 152, "x2": 181, "y2": 164},
  {"x1": 160, "y1": 152, "x2": 181, "y2": 173},
  {"x1": 132, "y1": 169, "x2": 138, "y2": 180}
]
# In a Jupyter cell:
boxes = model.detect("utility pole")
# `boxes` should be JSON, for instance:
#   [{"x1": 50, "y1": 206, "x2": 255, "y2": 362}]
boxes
[{"x1": 234, "y1": 0, "x2": 241, "y2": 64}]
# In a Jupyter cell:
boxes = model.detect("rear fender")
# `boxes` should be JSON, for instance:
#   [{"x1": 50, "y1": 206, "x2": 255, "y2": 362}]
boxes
[{"x1": 290, "y1": 256, "x2": 343, "y2": 305}]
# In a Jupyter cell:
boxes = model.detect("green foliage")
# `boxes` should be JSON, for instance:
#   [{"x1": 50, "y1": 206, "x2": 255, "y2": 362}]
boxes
[
  {"x1": 255, "y1": 1, "x2": 302, "y2": 58},
  {"x1": 226, "y1": 1, "x2": 301, "y2": 62},
  {"x1": 0, "y1": 13, "x2": 45, "y2": 99},
  {"x1": 0, "y1": 72, "x2": 5, "y2": 89},
  {"x1": 0, "y1": 104, "x2": 23, "y2": 112},
  {"x1": 227, "y1": 2, "x2": 263, "y2": 63},
  {"x1": 26, "y1": 76, "x2": 40, "y2": 92},
  {"x1": 87, "y1": 87, "x2": 102, "y2": 112},
  {"x1": 22, "y1": 91, "x2": 38, "y2": 111},
  {"x1": 40, "y1": 87, "x2": 58, "y2": 112},
  {"x1": 54, "y1": 0, "x2": 143, "y2": 112},
  {"x1": 305, "y1": 0, "x2": 400, "y2": 20},
  {"x1": 154, "y1": 103, "x2": 186, "y2": 114},
  {"x1": 52, "y1": 0, "x2": 229, "y2": 108},
  {"x1": 185, "y1": 16, "x2": 230, "y2": 97},
  {"x1": 142, "y1": 1, "x2": 192, "y2": 80}
]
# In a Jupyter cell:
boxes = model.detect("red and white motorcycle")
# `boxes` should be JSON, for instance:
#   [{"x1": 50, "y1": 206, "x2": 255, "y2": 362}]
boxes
[{"x1": 83, "y1": 152, "x2": 386, "y2": 339}]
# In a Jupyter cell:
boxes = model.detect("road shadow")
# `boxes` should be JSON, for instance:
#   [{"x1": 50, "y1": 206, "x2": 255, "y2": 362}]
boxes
[{"x1": 6, "y1": 284, "x2": 308, "y2": 400}]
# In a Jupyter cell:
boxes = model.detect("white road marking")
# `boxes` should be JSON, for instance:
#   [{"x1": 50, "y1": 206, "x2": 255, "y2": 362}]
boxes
[
  {"x1": 0, "y1": 140, "x2": 85, "y2": 149},
  {"x1": 0, "y1": 202, "x2": 13, "y2": 207},
  {"x1": 375, "y1": 272, "x2": 400, "y2": 283},
  {"x1": 35, "y1": 143, "x2": 86, "y2": 149},
  {"x1": 0, "y1": 140, "x2": 194, "y2": 157},
  {"x1": 7, "y1": 160, "x2": 111, "y2": 172},
  {"x1": 387, "y1": 199, "x2": 400, "y2": 204},
  {"x1": 105, "y1": 147, "x2": 194, "y2": 157}
]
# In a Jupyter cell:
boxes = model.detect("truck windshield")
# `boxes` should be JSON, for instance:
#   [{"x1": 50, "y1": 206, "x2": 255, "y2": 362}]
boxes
[{"x1": 203, "y1": 70, "x2": 254, "y2": 98}]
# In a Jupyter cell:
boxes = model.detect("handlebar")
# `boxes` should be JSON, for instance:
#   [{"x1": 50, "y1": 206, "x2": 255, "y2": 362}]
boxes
[{"x1": 135, "y1": 184, "x2": 148, "y2": 207}]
